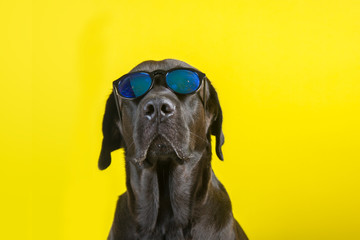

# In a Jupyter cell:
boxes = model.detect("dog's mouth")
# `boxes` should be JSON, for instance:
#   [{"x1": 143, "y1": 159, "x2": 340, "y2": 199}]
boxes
[
  {"x1": 147, "y1": 136, "x2": 177, "y2": 161},
  {"x1": 130, "y1": 133, "x2": 191, "y2": 167}
]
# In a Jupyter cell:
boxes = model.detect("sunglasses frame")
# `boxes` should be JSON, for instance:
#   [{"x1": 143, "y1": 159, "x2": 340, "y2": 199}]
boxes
[
  {"x1": 112, "y1": 68, "x2": 207, "y2": 122},
  {"x1": 112, "y1": 67, "x2": 206, "y2": 100}
]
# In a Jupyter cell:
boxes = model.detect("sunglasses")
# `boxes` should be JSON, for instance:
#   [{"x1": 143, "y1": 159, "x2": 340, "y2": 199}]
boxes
[{"x1": 112, "y1": 68, "x2": 206, "y2": 99}]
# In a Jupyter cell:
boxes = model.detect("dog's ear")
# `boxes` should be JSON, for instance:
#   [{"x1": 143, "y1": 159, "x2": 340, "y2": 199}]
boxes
[
  {"x1": 206, "y1": 79, "x2": 225, "y2": 161},
  {"x1": 98, "y1": 93, "x2": 124, "y2": 170}
]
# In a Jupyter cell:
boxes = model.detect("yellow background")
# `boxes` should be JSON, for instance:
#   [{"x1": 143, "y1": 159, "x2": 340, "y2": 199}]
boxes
[{"x1": 1, "y1": 0, "x2": 360, "y2": 239}]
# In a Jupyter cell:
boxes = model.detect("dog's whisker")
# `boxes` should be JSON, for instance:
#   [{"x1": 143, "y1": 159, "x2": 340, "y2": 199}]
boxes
[
  {"x1": 125, "y1": 139, "x2": 135, "y2": 149},
  {"x1": 189, "y1": 131, "x2": 207, "y2": 143}
]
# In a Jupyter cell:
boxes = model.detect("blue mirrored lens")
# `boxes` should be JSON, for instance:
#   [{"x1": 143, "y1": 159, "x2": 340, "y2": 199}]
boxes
[
  {"x1": 166, "y1": 70, "x2": 200, "y2": 94},
  {"x1": 118, "y1": 72, "x2": 152, "y2": 98}
]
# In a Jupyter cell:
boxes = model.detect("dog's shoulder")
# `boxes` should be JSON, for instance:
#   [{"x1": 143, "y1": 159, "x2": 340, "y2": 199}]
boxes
[
  {"x1": 108, "y1": 193, "x2": 136, "y2": 240},
  {"x1": 190, "y1": 175, "x2": 248, "y2": 240}
]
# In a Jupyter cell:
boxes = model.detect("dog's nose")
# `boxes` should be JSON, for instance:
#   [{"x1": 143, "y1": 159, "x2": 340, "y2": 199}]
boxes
[{"x1": 143, "y1": 98, "x2": 175, "y2": 121}]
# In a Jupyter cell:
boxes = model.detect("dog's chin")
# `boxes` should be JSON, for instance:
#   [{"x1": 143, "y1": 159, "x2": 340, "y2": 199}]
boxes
[
  {"x1": 130, "y1": 134, "x2": 190, "y2": 167},
  {"x1": 146, "y1": 136, "x2": 179, "y2": 163}
]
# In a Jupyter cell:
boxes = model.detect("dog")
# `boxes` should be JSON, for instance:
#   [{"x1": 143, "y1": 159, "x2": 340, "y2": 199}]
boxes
[{"x1": 98, "y1": 59, "x2": 248, "y2": 240}]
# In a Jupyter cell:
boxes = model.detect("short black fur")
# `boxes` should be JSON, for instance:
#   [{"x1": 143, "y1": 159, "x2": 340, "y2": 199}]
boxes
[{"x1": 98, "y1": 59, "x2": 248, "y2": 240}]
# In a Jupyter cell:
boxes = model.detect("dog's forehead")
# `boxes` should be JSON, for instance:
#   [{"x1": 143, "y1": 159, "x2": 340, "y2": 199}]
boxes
[{"x1": 129, "y1": 59, "x2": 198, "y2": 73}]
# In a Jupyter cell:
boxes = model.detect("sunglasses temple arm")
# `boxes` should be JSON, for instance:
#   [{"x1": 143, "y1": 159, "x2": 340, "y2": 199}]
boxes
[
  {"x1": 113, "y1": 90, "x2": 123, "y2": 123},
  {"x1": 203, "y1": 79, "x2": 206, "y2": 115}
]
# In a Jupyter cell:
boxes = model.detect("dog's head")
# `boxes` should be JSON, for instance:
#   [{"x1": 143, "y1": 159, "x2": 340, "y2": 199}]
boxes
[{"x1": 98, "y1": 59, "x2": 224, "y2": 170}]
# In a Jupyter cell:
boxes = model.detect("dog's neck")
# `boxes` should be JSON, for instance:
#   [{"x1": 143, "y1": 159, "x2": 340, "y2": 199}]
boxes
[
  {"x1": 156, "y1": 161, "x2": 173, "y2": 227},
  {"x1": 125, "y1": 151, "x2": 212, "y2": 236}
]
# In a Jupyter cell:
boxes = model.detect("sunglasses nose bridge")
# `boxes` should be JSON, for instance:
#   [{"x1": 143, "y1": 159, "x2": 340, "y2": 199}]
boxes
[{"x1": 151, "y1": 71, "x2": 167, "y2": 86}]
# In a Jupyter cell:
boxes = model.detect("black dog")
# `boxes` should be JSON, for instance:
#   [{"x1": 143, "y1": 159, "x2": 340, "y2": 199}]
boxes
[{"x1": 99, "y1": 59, "x2": 248, "y2": 240}]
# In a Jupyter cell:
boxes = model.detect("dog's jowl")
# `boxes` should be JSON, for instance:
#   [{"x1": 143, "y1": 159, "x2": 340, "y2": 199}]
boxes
[{"x1": 99, "y1": 59, "x2": 248, "y2": 240}]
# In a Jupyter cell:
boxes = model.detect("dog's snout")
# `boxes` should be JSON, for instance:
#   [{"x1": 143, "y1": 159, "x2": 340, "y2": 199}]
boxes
[{"x1": 143, "y1": 99, "x2": 175, "y2": 121}]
